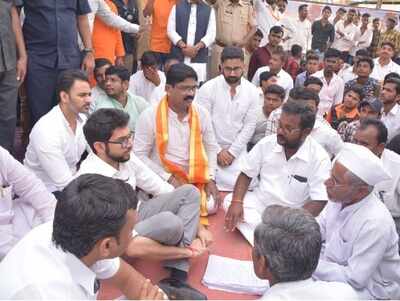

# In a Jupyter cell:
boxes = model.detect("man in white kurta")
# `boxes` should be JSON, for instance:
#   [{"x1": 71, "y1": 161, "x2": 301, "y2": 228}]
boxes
[
  {"x1": 224, "y1": 101, "x2": 331, "y2": 245},
  {"x1": 196, "y1": 46, "x2": 258, "y2": 191},
  {"x1": 314, "y1": 143, "x2": 400, "y2": 299},
  {"x1": 0, "y1": 146, "x2": 56, "y2": 259}
]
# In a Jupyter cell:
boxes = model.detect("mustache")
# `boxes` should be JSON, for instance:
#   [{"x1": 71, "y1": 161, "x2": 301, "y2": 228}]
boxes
[{"x1": 184, "y1": 95, "x2": 194, "y2": 101}]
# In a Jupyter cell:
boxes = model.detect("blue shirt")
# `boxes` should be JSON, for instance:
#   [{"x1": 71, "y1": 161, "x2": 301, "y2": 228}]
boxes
[{"x1": 21, "y1": 0, "x2": 91, "y2": 68}]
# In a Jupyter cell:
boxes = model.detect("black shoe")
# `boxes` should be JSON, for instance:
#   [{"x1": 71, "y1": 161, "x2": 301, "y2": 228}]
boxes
[{"x1": 158, "y1": 278, "x2": 207, "y2": 300}]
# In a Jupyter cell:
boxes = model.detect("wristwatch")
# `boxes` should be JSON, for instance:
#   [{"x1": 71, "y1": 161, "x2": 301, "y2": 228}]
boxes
[{"x1": 82, "y1": 48, "x2": 94, "y2": 55}]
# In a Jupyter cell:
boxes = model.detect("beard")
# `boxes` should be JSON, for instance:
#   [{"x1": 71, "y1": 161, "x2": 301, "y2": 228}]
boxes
[
  {"x1": 106, "y1": 145, "x2": 131, "y2": 163},
  {"x1": 224, "y1": 75, "x2": 241, "y2": 85},
  {"x1": 276, "y1": 134, "x2": 303, "y2": 149}
]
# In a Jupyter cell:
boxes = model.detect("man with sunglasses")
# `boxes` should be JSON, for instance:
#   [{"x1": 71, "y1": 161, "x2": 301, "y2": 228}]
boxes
[
  {"x1": 77, "y1": 108, "x2": 206, "y2": 291},
  {"x1": 224, "y1": 100, "x2": 331, "y2": 245},
  {"x1": 313, "y1": 143, "x2": 400, "y2": 299}
]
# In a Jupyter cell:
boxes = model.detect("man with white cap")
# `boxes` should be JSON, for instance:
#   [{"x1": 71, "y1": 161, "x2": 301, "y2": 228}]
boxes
[{"x1": 313, "y1": 143, "x2": 400, "y2": 299}]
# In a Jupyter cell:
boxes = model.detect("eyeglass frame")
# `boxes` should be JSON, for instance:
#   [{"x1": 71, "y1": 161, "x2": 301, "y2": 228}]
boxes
[{"x1": 106, "y1": 131, "x2": 134, "y2": 149}]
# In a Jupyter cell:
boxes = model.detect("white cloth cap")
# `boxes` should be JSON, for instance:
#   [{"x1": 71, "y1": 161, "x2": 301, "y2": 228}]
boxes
[{"x1": 334, "y1": 143, "x2": 391, "y2": 186}]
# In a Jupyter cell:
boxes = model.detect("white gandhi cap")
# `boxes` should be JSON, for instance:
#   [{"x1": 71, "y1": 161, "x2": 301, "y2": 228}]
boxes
[{"x1": 334, "y1": 143, "x2": 391, "y2": 186}]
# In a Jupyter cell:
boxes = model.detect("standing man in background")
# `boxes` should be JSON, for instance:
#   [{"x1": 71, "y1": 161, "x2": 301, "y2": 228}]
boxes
[
  {"x1": 208, "y1": 0, "x2": 256, "y2": 78},
  {"x1": 21, "y1": 0, "x2": 95, "y2": 127},
  {"x1": 289, "y1": 4, "x2": 311, "y2": 55},
  {"x1": 0, "y1": 0, "x2": 26, "y2": 152},
  {"x1": 311, "y1": 6, "x2": 335, "y2": 59}
]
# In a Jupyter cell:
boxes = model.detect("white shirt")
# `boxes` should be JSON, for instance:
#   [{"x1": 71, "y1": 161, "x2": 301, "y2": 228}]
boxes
[
  {"x1": 289, "y1": 18, "x2": 312, "y2": 53},
  {"x1": 261, "y1": 278, "x2": 359, "y2": 300},
  {"x1": 375, "y1": 149, "x2": 400, "y2": 218},
  {"x1": 24, "y1": 106, "x2": 88, "y2": 192},
  {"x1": 312, "y1": 117, "x2": 344, "y2": 157},
  {"x1": 240, "y1": 135, "x2": 330, "y2": 207},
  {"x1": 0, "y1": 147, "x2": 56, "y2": 258},
  {"x1": 350, "y1": 27, "x2": 373, "y2": 56},
  {"x1": 0, "y1": 222, "x2": 120, "y2": 299},
  {"x1": 196, "y1": 75, "x2": 259, "y2": 157},
  {"x1": 340, "y1": 66, "x2": 357, "y2": 84},
  {"x1": 252, "y1": 66, "x2": 293, "y2": 100},
  {"x1": 381, "y1": 103, "x2": 400, "y2": 142},
  {"x1": 167, "y1": 3, "x2": 216, "y2": 82},
  {"x1": 314, "y1": 193, "x2": 400, "y2": 299},
  {"x1": 87, "y1": 0, "x2": 139, "y2": 33},
  {"x1": 128, "y1": 70, "x2": 166, "y2": 105},
  {"x1": 331, "y1": 20, "x2": 358, "y2": 52},
  {"x1": 133, "y1": 103, "x2": 219, "y2": 181},
  {"x1": 76, "y1": 152, "x2": 173, "y2": 196},
  {"x1": 312, "y1": 70, "x2": 345, "y2": 117},
  {"x1": 250, "y1": 88, "x2": 272, "y2": 145},
  {"x1": 254, "y1": 0, "x2": 280, "y2": 46},
  {"x1": 370, "y1": 58, "x2": 400, "y2": 82}
]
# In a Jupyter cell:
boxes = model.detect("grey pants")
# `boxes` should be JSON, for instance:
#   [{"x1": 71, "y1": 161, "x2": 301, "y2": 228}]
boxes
[
  {"x1": 135, "y1": 184, "x2": 200, "y2": 272},
  {"x1": 0, "y1": 69, "x2": 18, "y2": 152}
]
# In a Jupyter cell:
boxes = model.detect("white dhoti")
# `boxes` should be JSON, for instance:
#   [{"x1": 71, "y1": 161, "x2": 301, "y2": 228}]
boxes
[
  {"x1": 223, "y1": 191, "x2": 267, "y2": 246},
  {"x1": 0, "y1": 190, "x2": 50, "y2": 259}
]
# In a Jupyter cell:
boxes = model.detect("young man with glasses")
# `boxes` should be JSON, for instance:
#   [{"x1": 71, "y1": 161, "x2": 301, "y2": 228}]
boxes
[
  {"x1": 197, "y1": 46, "x2": 259, "y2": 192},
  {"x1": 77, "y1": 108, "x2": 208, "y2": 292},
  {"x1": 224, "y1": 100, "x2": 331, "y2": 245}
]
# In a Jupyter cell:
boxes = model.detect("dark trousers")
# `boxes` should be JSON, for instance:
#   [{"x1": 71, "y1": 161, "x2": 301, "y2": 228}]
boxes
[{"x1": 0, "y1": 68, "x2": 18, "y2": 152}]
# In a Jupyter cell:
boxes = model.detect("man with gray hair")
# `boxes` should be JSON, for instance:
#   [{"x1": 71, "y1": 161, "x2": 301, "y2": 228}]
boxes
[
  {"x1": 253, "y1": 205, "x2": 358, "y2": 299},
  {"x1": 314, "y1": 143, "x2": 400, "y2": 299}
]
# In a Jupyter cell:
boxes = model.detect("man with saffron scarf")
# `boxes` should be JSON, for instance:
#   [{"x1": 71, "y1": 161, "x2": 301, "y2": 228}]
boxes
[{"x1": 134, "y1": 63, "x2": 219, "y2": 244}]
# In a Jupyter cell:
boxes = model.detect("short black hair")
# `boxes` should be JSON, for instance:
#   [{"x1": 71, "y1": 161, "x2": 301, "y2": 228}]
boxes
[
  {"x1": 57, "y1": 69, "x2": 89, "y2": 102},
  {"x1": 269, "y1": 25, "x2": 284, "y2": 36},
  {"x1": 384, "y1": 77, "x2": 400, "y2": 95},
  {"x1": 384, "y1": 72, "x2": 400, "y2": 83},
  {"x1": 345, "y1": 84, "x2": 364, "y2": 101},
  {"x1": 304, "y1": 76, "x2": 323, "y2": 89},
  {"x1": 356, "y1": 56, "x2": 374, "y2": 70},
  {"x1": 260, "y1": 70, "x2": 277, "y2": 83},
  {"x1": 84, "y1": 108, "x2": 130, "y2": 154},
  {"x1": 381, "y1": 41, "x2": 395, "y2": 51},
  {"x1": 306, "y1": 53, "x2": 319, "y2": 62},
  {"x1": 105, "y1": 65, "x2": 130, "y2": 82},
  {"x1": 359, "y1": 118, "x2": 388, "y2": 144},
  {"x1": 94, "y1": 58, "x2": 112, "y2": 75},
  {"x1": 221, "y1": 46, "x2": 244, "y2": 62},
  {"x1": 166, "y1": 63, "x2": 198, "y2": 86},
  {"x1": 141, "y1": 51, "x2": 159, "y2": 67},
  {"x1": 289, "y1": 86, "x2": 320, "y2": 106},
  {"x1": 373, "y1": 17, "x2": 379, "y2": 22},
  {"x1": 281, "y1": 100, "x2": 316, "y2": 130},
  {"x1": 322, "y1": 6, "x2": 332, "y2": 13},
  {"x1": 348, "y1": 8, "x2": 357, "y2": 14},
  {"x1": 52, "y1": 174, "x2": 138, "y2": 258},
  {"x1": 362, "y1": 13, "x2": 370, "y2": 18},
  {"x1": 324, "y1": 48, "x2": 341, "y2": 60},
  {"x1": 291, "y1": 44, "x2": 303, "y2": 57},
  {"x1": 337, "y1": 7, "x2": 346, "y2": 13},
  {"x1": 387, "y1": 133, "x2": 400, "y2": 154},
  {"x1": 272, "y1": 48, "x2": 286, "y2": 63},
  {"x1": 255, "y1": 28, "x2": 264, "y2": 38},
  {"x1": 264, "y1": 84, "x2": 285, "y2": 100},
  {"x1": 355, "y1": 49, "x2": 370, "y2": 57},
  {"x1": 298, "y1": 4, "x2": 307, "y2": 12}
]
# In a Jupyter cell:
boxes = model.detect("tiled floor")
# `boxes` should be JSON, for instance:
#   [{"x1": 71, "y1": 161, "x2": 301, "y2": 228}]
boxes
[{"x1": 98, "y1": 208, "x2": 258, "y2": 300}]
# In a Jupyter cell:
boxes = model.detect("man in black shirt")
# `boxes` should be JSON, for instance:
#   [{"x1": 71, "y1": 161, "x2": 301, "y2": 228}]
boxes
[{"x1": 311, "y1": 6, "x2": 335, "y2": 58}]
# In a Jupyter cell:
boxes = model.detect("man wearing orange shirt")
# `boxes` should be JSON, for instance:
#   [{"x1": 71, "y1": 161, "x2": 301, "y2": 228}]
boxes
[
  {"x1": 92, "y1": 0, "x2": 126, "y2": 65},
  {"x1": 144, "y1": 0, "x2": 176, "y2": 65}
]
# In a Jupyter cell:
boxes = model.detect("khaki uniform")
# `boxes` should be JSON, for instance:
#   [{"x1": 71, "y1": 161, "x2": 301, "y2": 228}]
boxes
[{"x1": 209, "y1": 0, "x2": 256, "y2": 78}]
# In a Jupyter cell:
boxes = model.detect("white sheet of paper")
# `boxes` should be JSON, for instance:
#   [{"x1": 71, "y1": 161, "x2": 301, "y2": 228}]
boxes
[{"x1": 202, "y1": 255, "x2": 269, "y2": 295}]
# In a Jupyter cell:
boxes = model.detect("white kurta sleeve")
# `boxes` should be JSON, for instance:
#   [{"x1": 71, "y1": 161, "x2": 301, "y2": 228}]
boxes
[
  {"x1": 91, "y1": 258, "x2": 121, "y2": 280},
  {"x1": 199, "y1": 106, "x2": 218, "y2": 180},
  {"x1": 239, "y1": 140, "x2": 263, "y2": 179},
  {"x1": 314, "y1": 219, "x2": 392, "y2": 290},
  {"x1": 167, "y1": 6, "x2": 182, "y2": 46},
  {"x1": 200, "y1": 8, "x2": 216, "y2": 47},
  {"x1": 89, "y1": 0, "x2": 139, "y2": 33},
  {"x1": 133, "y1": 108, "x2": 172, "y2": 181}
]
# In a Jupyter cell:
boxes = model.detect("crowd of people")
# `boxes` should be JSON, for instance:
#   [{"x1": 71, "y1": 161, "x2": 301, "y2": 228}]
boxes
[{"x1": 1, "y1": 0, "x2": 400, "y2": 299}]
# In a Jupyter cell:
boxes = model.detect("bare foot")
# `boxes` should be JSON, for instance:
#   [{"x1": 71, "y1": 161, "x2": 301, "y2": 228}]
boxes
[{"x1": 188, "y1": 238, "x2": 208, "y2": 258}]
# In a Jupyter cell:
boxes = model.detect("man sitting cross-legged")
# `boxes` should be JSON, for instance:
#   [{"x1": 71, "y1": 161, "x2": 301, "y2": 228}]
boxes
[
  {"x1": 134, "y1": 63, "x2": 220, "y2": 228},
  {"x1": 224, "y1": 101, "x2": 331, "y2": 245},
  {"x1": 77, "y1": 108, "x2": 208, "y2": 287},
  {"x1": 253, "y1": 205, "x2": 358, "y2": 300}
]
